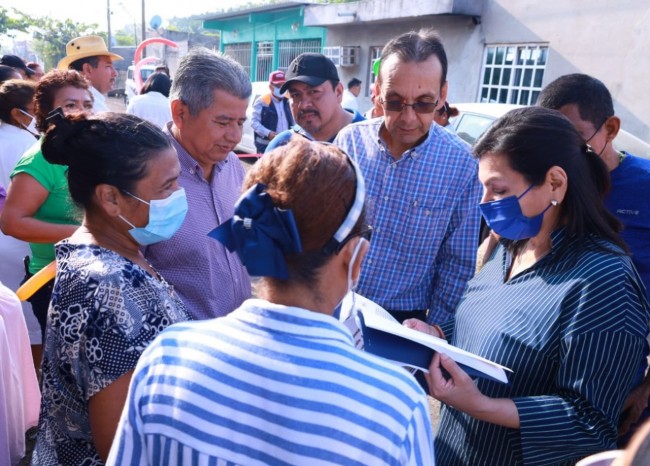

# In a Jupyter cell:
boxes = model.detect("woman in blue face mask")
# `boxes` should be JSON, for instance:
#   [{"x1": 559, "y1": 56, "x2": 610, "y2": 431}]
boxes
[
  {"x1": 407, "y1": 106, "x2": 650, "y2": 465},
  {"x1": 108, "y1": 137, "x2": 436, "y2": 466},
  {"x1": 29, "y1": 111, "x2": 191, "y2": 465}
]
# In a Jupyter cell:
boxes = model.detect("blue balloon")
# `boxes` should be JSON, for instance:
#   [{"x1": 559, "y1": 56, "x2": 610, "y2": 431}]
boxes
[{"x1": 150, "y1": 15, "x2": 162, "y2": 30}]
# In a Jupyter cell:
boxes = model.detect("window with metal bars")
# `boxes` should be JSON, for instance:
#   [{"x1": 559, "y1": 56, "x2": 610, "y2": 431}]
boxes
[
  {"x1": 277, "y1": 39, "x2": 322, "y2": 71},
  {"x1": 368, "y1": 45, "x2": 383, "y2": 95},
  {"x1": 224, "y1": 43, "x2": 252, "y2": 77},
  {"x1": 256, "y1": 41, "x2": 274, "y2": 82},
  {"x1": 478, "y1": 44, "x2": 548, "y2": 106}
]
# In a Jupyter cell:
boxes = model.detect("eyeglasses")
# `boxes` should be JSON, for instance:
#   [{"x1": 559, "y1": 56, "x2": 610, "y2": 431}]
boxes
[
  {"x1": 335, "y1": 225, "x2": 374, "y2": 253},
  {"x1": 381, "y1": 98, "x2": 439, "y2": 114}
]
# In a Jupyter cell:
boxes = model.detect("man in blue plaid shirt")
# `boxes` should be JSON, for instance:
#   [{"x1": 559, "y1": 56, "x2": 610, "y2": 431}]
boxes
[{"x1": 335, "y1": 29, "x2": 481, "y2": 325}]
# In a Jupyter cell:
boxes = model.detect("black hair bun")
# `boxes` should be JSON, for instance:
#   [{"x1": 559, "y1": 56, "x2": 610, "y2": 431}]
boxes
[{"x1": 41, "y1": 110, "x2": 90, "y2": 167}]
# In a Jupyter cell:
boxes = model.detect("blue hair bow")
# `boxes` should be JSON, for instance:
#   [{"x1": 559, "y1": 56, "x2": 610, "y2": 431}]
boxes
[{"x1": 208, "y1": 183, "x2": 302, "y2": 279}]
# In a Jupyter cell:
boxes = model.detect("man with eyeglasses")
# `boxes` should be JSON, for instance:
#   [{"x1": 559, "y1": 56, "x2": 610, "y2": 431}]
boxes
[
  {"x1": 335, "y1": 29, "x2": 481, "y2": 325},
  {"x1": 265, "y1": 53, "x2": 365, "y2": 153}
]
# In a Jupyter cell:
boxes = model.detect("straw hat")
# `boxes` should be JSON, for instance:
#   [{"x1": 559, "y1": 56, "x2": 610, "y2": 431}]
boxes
[{"x1": 57, "y1": 35, "x2": 123, "y2": 70}]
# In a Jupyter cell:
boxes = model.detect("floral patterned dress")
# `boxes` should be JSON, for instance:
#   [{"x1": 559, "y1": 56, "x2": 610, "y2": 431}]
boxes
[{"x1": 31, "y1": 241, "x2": 191, "y2": 466}]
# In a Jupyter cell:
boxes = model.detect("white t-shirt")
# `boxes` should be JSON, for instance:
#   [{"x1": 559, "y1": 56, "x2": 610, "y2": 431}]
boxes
[
  {"x1": 0, "y1": 122, "x2": 37, "y2": 186},
  {"x1": 126, "y1": 92, "x2": 172, "y2": 129},
  {"x1": 0, "y1": 122, "x2": 40, "y2": 344},
  {"x1": 90, "y1": 86, "x2": 109, "y2": 113},
  {"x1": 342, "y1": 89, "x2": 359, "y2": 112}
]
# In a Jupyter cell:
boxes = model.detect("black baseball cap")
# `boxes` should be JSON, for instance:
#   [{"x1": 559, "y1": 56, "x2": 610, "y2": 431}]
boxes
[
  {"x1": 0, "y1": 55, "x2": 34, "y2": 77},
  {"x1": 280, "y1": 53, "x2": 340, "y2": 94}
]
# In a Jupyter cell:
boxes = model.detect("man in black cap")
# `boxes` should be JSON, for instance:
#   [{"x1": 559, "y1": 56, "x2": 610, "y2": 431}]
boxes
[
  {"x1": 265, "y1": 53, "x2": 364, "y2": 153},
  {"x1": 0, "y1": 55, "x2": 34, "y2": 79}
]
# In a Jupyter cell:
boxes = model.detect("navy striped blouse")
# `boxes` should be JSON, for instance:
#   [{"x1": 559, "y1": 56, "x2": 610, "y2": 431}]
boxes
[{"x1": 436, "y1": 228, "x2": 650, "y2": 465}]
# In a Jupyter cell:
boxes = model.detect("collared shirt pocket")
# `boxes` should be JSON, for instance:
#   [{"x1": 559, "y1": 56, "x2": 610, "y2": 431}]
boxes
[{"x1": 396, "y1": 196, "x2": 451, "y2": 256}]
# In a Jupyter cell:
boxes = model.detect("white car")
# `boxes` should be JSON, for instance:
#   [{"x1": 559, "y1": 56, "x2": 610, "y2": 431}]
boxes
[
  {"x1": 448, "y1": 103, "x2": 650, "y2": 160},
  {"x1": 125, "y1": 64, "x2": 157, "y2": 106},
  {"x1": 235, "y1": 81, "x2": 276, "y2": 155}
]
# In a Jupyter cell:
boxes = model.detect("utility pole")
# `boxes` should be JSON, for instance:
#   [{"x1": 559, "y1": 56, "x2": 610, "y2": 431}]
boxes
[
  {"x1": 118, "y1": 2, "x2": 137, "y2": 46},
  {"x1": 141, "y1": 0, "x2": 146, "y2": 58},
  {"x1": 107, "y1": 0, "x2": 112, "y2": 51}
]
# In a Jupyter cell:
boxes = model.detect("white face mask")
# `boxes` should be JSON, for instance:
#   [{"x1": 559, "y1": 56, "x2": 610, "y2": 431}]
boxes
[
  {"x1": 18, "y1": 109, "x2": 38, "y2": 136},
  {"x1": 336, "y1": 237, "x2": 368, "y2": 314},
  {"x1": 272, "y1": 86, "x2": 284, "y2": 99},
  {"x1": 347, "y1": 237, "x2": 367, "y2": 292}
]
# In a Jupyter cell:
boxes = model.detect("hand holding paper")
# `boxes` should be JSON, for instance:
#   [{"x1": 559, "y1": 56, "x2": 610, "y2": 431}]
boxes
[
  {"x1": 341, "y1": 292, "x2": 511, "y2": 384},
  {"x1": 427, "y1": 353, "x2": 521, "y2": 429}
]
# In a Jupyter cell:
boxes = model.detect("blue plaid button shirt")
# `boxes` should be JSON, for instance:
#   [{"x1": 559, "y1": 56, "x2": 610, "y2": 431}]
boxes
[{"x1": 335, "y1": 119, "x2": 481, "y2": 323}]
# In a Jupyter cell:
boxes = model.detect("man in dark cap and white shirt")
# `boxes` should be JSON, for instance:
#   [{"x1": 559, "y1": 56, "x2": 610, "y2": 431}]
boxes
[
  {"x1": 0, "y1": 55, "x2": 35, "y2": 80},
  {"x1": 265, "y1": 53, "x2": 364, "y2": 152}
]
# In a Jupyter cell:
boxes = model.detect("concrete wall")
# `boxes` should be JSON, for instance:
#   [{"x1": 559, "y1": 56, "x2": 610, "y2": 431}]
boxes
[
  {"x1": 320, "y1": 0, "x2": 650, "y2": 142},
  {"x1": 480, "y1": 0, "x2": 650, "y2": 142},
  {"x1": 324, "y1": 15, "x2": 483, "y2": 114},
  {"x1": 305, "y1": 0, "x2": 481, "y2": 26}
]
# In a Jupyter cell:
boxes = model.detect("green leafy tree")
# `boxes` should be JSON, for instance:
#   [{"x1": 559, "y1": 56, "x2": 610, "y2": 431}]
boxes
[
  {"x1": 113, "y1": 27, "x2": 137, "y2": 46},
  {"x1": 31, "y1": 17, "x2": 103, "y2": 71},
  {"x1": 0, "y1": 7, "x2": 31, "y2": 36}
]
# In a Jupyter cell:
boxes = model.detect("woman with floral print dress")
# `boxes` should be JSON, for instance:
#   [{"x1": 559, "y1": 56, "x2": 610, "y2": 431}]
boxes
[{"x1": 30, "y1": 111, "x2": 191, "y2": 465}]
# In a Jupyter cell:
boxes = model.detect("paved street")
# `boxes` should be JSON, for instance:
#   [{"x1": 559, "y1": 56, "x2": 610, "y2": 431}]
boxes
[{"x1": 107, "y1": 95, "x2": 127, "y2": 113}]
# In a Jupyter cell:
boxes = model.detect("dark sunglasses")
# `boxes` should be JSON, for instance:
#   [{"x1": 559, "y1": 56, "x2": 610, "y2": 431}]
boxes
[
  {"x1": 381, "y1": 99, "x2": 438, "y2": 114},
  {"x1": 335, "y1": 225, "x2": 374, "y2": 253}
]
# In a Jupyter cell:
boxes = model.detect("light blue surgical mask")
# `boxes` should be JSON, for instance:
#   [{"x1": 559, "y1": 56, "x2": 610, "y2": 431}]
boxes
[
  {"x1": 479, "y1": 184, "x2": 554, "y2": 241},
  {"x1": 120, "y1": 188, "x2": 188, "y2": 245},
  {"x1": 272, "y1": 86, "x2": 284, "y2": 99}
]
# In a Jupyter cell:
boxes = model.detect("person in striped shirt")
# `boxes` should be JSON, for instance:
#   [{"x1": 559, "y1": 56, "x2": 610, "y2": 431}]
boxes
[
  {"x1": 334, "y1": 29, "x2": 482, "y2": 325},
  {"x1": 108, "y1": 137, "x2": 435, "y2": 466},
  {"x1": 408, "y1": 107, "x2": 650, "y2": 465}
]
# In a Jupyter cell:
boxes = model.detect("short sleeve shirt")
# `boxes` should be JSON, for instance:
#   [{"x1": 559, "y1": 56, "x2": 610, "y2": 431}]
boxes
[
  {"x1": 11, "y1": 143, "x2": 80, "y2": 273},
  {"x1": 32, "y1": 241, "x2": 191, "y2": 465}
]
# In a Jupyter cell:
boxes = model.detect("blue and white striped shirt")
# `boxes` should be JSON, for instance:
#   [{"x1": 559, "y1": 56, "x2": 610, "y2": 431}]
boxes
[
  {"x1": 436, "y1": 229, "x2": 650, "y2": 465},
  {"x1": 334, "y1": 119, "x2": 481, "y2": 323},
  {"x1": 108, "y1": 299, "x2": 435, "y2": 466}
]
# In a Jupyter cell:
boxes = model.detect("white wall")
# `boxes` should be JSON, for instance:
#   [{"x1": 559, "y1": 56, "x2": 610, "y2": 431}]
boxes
[
  {"x1": 325, "y1": 15, "x2": 484, "y2": 114},
  {"x1": 320, "y1": 0, "x2": 650, "y2": 142},
  {"x1": 482, "y1": 0, "x2": 650, "y2": 142}
]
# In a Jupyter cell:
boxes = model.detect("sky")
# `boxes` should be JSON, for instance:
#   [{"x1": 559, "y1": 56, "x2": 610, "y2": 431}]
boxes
[{"x1": 2, "y1": 0, "x2": 248, "y2": 30}]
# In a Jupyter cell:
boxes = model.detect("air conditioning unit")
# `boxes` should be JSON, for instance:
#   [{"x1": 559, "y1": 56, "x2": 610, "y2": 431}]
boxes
[
  {"x1": 323, "y1": 46, "x2": 360, "y2": 67},
  {"x1": 340, "y1": 46, "x2": 360, "y2": 67}
]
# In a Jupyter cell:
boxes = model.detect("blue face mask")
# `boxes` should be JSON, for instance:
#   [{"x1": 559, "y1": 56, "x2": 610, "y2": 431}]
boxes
[
  {"x1": 479, "y1": 184, "x2": 553, "y2": 241},
  {"x1": 120, "y1": 188, "x2": 188, "y2": 246}
]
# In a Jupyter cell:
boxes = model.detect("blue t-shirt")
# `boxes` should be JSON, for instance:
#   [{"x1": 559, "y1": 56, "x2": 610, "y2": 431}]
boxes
[
  {"x1": 265, "y1": 109, "x2": 365, "y2": 153},
  {"x1": 605, "y1": 153, "x2": 650, "y2": 298}
]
